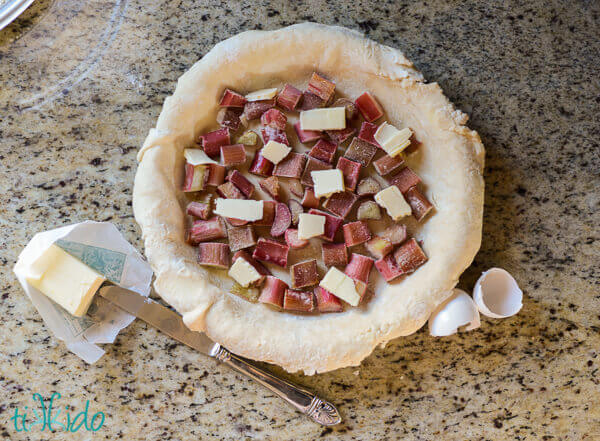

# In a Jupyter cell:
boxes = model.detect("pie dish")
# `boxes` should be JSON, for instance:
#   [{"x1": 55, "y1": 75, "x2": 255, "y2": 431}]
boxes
[{"x1": 132, "y1": 23, "x2": 485, "y2": 374}]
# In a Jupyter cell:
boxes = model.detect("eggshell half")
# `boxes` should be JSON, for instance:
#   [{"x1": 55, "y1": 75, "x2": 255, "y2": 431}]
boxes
[
  {"x1": 473, "y1": 268, "x2": 522, "y2": 318},
  {"x1": 428, "y1": 289, "x2": 481, "y2": 336}
]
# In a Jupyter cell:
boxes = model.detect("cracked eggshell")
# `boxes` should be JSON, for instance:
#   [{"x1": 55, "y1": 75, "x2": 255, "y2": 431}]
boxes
[
  {"x1": 428, "y1": 289, "x2": 480, "y2": 337},
  {"x1": 473, "y1": 268, "x2": 522, "y2": 318}
]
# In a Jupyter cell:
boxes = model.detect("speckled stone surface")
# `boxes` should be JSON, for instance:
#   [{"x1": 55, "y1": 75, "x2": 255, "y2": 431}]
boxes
[{"x1": 1, "y1": 1, "x2": 599, "y2": 439}]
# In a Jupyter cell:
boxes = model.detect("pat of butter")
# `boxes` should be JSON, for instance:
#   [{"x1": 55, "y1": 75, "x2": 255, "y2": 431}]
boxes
[
  {"x1": 311, "y1": 169, "x2": 344, "y2": 198},
  {"x1": 214, "y1": 198, "x2": 264, "y2": 221},
  {"x1": 374, "y1": 186, "x2": 411, "y2": 220},
  {"x1": 297, "y1": 213, "x2": 326, "y2": 240},
  {"x1": 319, "y1": 267, "x2": 360, "y2": 306},
  {"x1": 374, "y1": 123, "x2": 412, "y2": 157},
  {"x1": 245, "y1": 88, "x2": 278, "y2": 102},
  {"x1": 300, "y1": 107, "x2": 346, "y2": 131},
  {"x1": 26, "y1": 244, "x2": 105, "y2": 317},
  {"x1": 261, "y1": 140, "x2": 292, "y2": 164},
  {"x1": 184, "y1": 148, "x2": 218, "y2": 165},
  {"x1": 228, "y1": 258, "x2": 262, "y2": 287}
]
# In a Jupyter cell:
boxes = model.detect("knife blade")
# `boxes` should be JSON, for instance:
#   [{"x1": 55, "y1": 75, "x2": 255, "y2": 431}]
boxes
[{"x1": 98, "y1": 284, "x2": 219, "y2": 356}]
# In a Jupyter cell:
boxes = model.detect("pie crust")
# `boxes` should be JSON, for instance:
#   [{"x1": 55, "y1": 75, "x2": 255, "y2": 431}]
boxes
[{"x1": 132, "y1": 23, "x2": 485, "y2": 374}]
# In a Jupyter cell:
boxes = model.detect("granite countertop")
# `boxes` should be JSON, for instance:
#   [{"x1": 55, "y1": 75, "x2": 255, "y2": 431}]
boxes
[{"x1": 1, "y1": 1, "x2": 599, "y2": 439}]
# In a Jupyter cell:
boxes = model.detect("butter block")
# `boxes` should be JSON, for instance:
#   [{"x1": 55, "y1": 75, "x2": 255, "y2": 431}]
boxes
[
  {"x1": 374, "y1": 186, "x2": 411, "y2": 220},
  {"x1": 214, "y1": 198, "x2": 264, "y2": 221},
  {"x1": 228, "y1": 258, "x2": 262, "y2": 287},
  {"x1": 297, "y1": 213, "x2": 326, "y2": 240},
  {"x1": 311, "y1": 169, "x2": 344, "y2": 198},
  {"x1": 26, "y1": 244, "x2": 105, "y2": 317},
  {"x1": 374, "y1": 123, "x2": 412, "y2": 157},
  {"x1": 184, "y1": 148, "x2": 218, "y2": 165},
  {"x1": 319, "y1": 267, "x2": 360, "y2": 306},
  {"x1": 261, "y1": 140, "x2": 292, "y2": 165},
  {"x1": 300, "y1": 108, "x2": 346, "y2": 131},
  {"x1": 245, "y1": 88, "x2": 278, "y2": 101}
]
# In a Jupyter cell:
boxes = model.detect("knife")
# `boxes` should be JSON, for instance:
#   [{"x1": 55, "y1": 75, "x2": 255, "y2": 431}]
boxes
[{"x1": 97, "y1": 284, "x2": 341, "y2": 426}]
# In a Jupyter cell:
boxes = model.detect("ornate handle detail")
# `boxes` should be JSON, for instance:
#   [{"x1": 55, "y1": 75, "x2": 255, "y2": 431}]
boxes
[{"x1": 209, "y1": 344, "x2": 341, "y2": 426}]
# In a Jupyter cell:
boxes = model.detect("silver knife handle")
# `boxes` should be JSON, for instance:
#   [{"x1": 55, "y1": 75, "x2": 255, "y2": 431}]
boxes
[{"x1": 210, "y1": 344, "x2": 341, "y2": 426}]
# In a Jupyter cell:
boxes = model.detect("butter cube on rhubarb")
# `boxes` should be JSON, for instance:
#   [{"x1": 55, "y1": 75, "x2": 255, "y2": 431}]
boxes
[
  {"x1": 184, "y1": 148, "x2": 218, "y2": 165},
  {"x1": 300, "y1": 108, "x2": 346, "y2": 131},
  {"x1": 261, "y1": 140, "x2": 291, "y2": 165},
  {"x1": 319, "y1": 267, "x2": 360, "y2": 306},
  {"x1": 374, "y1": 123, "x2": 412, "y2": 157},
  {"x1": 245, "y1": 88, "x2": 278, "y2": 101},
  {"x1": 228, "y1": 257, "x2": 263, "y2": 287},
  {"x1": 297, "y1": 213, "x2": 326, "y2": 240},
  {"x1": 311, "y1": 169, "x2": 344, "y2": 198},
  {"x1": 374, "y1": 186, "x2": 411, "y2": 221},
  {"x1": 214, "y1": 199, "x2": 263, "y2": 221}
]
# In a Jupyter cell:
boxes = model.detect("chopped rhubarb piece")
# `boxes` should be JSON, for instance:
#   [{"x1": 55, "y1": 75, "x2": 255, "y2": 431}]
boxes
[
  {"x1": 301, "y1": 188, "x2": 320, "y2": 209},
  {"x1": 326, "y1": 127, "x2": 356, "y2": 145},
  {"x1": 226, "y1": 170, "x2": 255, "y2": 198},
  {"x1": 258, "y1": 276, "x2": 288, "y2": 308},
  {"x1": 344, "y1": 253, "x2": 374, "y2": 284},
  {"x1": 380, "y1": 224, "x2": 408, "y2": 246},
  {"x1": 333, "y1": 98, "x2": 358, "y2": 120},
  {"x1": 287, "y1": 199, "x2": 303, "y2": 226},
  {"x1": 388, "y1": 167, "x2": 421, "y2": 193},
  {"x1": 205, "y1": 163, "x2": 226, "y2": 186},
  {"x1": 375, "y1": 253, "x2": 402, "y2": 281},
  {"x1": 322, "y1": 242, "x2": 348, "y2": 267},
  {"x1": 373, "y1": 154, "x2": 404, "y2": 176},
  {"x1": 336, "y1": 157, "x2": 361, "y2": 191},
  {"x1": 273, "y1": 152, "x2": 306, "y2": 179},
  {"x1": 299, "y1": 91, "x2": 325, "y2": 110},
  {"x1": 243, "y1": 98, "x2": 276, "y2": 120},
  {"x1": 217, "y1": 108, "x2": 242, "y2": 131},
  {"x1": 365, "y1": 236, "x2": 393, "y2": 259},
  {"x1": 188, "y1": 217, "x2": 226, "y2": 243},
  {"x1": 394, "y1": 238, "x2": 428, "y2": 274},
  {"x1": 344, "y1": 137, "x2": 378, "y2": 167},
  {"x1": 186, "y1": 201, "x2": 211, "y2": 220},
  {"x1": 357, "y1": 200, "x2": 381, "y2": 220},
  {"x1": 301, "y1": 156, "x2": 332, "y2": 187},
  {"x1": 283, "y1": 289, "x2": 314, "y2": 312},
  {"x1": 220, "y1": 144, "x2": 246, "y2": 166},
  {"x1": 248, "y1": 151, "x2": 274, "y2": 177},
  {"x1": 261, "y1": 108, "x2": 287, "y2": 131},
  {"x1": 227, "y1": 224, "x2": 256, "y2": 252},
  {"x1": 323, "y1": 191, "x2": 358, "y2": 218},
  {"x1": 405, "y1": 186, "x2": 434, "y2": 221},
  {"x1": 217, "y1": 181, "x2": 245, "y2": 199},
  {"x1": 308, "y1": 139, "x2": 337, "y2": 164},
  {"x1": 288, "y1": 179, "x2": 304, "y2": 198},
  {"x1": 233, "y1": 250, "x2": 271, "y2": 276},
  {"x1": 277, "y1": 84, "x2": 303, "y2": 111},
  {"x1": 182, "y1": 164, "x2": 207, "y2": 192},
  {"x1": 253, "y1": 200, "x2": 276, "y2": 226},
  {"x1": 307, "y1": 72, "x2": 335, "y2": 102},
  {"x1": 314, "y1": 287, "x2": 343, "y2": 313},
  {"x1": 270, "y1": 203, "x2": 292, "y2": 237},
  {"x1": 285, "y1": 228, "x2": 309, "y2": 249},
  {"x1": 355, "y1": 92, "x2": 384, "y2": 122},
  {"x1": 253, "y1": 238, "x2": 289, "y2": 267},
  {"x1": 197, "y1": 242, "x2": 230, "y2": 269},
  {"x1": 404, "y1": 131, "x2": 422, "y2": 155},
  {"x1": 199, "y1": 128, "x2": 230, "y2": 158},
  {"x1": 261, "y1": 126, "x2": 289, "y2": 146},
  {"x1": 308, "y1": 208, "x2": 343, "y2": 242},
  {"x1": 357, "y1": 121, "x2": 380, "y2": 146},
  {"x1": 356, "y1": 177, "x2": 381, "y2": 196},
  {"x1": 219, "y1": 89, "x2": 247, "y2": 108},
  {"x1": 290, "y1": 259, "x2": 319, "y2": 289},
  {"x1": 259, "y1": 176, "x2": 280, "y2": 201},
  {"x1": 343, "y1": 221, "x2": 372, "y2": 247},
  {"x1": 293, "y1": 121, "x2": 322, "y2": 144},
  {"x1": 235, "y1": 130, "x2": 258, "y2": 146}
]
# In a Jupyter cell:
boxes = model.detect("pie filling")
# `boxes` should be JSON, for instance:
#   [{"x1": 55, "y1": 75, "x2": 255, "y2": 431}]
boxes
[{"x1": 182, "y1": 72, "x2": 433, "y2": 313}]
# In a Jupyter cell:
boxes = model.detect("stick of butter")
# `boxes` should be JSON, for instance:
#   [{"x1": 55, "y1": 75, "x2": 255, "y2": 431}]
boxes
[{"x1": 26, "y1": 244, "x2": 105, "y2": 317}]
